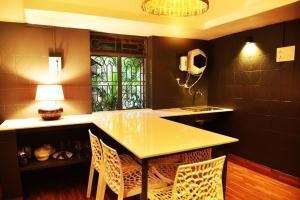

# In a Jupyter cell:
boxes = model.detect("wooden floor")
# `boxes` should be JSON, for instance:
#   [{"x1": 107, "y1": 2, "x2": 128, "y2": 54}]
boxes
[
  {"x1": 226, "y1": 162, "x2": 300, "y2": 200},
  {"x1": 21, "y1": 161, "x2": 300, "y2": 200}
]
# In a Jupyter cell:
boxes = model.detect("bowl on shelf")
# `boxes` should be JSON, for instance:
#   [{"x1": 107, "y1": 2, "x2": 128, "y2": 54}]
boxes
[
  {"x1": 34, "y1": 144, "x2": 55, "y2": 161},
  {"x1": 53, "y1": 151, "x2": 73, "y2": 160}
]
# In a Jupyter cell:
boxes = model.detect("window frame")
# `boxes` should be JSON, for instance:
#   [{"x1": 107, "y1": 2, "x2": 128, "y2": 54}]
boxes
[{"x1": 90, "y1": 33, "x2": 147, "y2": 111}]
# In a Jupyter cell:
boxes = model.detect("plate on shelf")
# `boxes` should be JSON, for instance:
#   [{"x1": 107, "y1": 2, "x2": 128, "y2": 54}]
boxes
[{"x1": 52, "y1": 151, "x2": 73, "y2": 160}]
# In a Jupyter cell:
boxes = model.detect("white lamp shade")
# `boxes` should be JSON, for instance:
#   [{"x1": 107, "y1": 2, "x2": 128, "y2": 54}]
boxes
[{"x1": 35, "y1": 85, "x2": 64, "y2": 101}]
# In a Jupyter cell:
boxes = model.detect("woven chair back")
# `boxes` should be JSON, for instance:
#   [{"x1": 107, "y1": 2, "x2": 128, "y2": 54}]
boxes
[
  {"x1": 172, "y1": 156, "x2": 226, "y2": 200},
  {"x1": 88, "y1": 130, "x2": 103, "y2": 172},
  {"x1": 100, "y1": 139, "x2": 124, "y2": 196}
]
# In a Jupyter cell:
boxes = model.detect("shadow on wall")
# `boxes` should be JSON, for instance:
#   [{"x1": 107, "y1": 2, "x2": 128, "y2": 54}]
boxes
[
  {"x1": 149, "y1": 36, "x2": 209, "y2": 109},
  {"x1": 0, "y1": 22, "x2": 92, "y2": 121}
]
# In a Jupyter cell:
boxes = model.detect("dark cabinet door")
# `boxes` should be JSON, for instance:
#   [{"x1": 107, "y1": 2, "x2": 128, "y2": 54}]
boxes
[{"x1": 0, "y1": 130, "x2": 22, "y2": 199}]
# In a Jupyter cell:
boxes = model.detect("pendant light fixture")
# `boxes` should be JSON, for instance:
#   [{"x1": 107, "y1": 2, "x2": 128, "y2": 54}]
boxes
[{"x1": 141, "y1": 0, "x2": 209, "y2": 17}]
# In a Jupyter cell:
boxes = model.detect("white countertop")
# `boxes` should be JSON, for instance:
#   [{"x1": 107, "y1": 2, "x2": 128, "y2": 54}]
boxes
[
  {"x1": 92, "y1": 109, "x2": 237, "y2": 159},
  {"x1": 0, "y1": 114, "x2": 93, "y2": 130},
  {"x1": 0, "y1": 108, "x2": 238, "y2": 159},
  {"x1": 154, "y1": 107, "x2": 233, "y2": 117}
]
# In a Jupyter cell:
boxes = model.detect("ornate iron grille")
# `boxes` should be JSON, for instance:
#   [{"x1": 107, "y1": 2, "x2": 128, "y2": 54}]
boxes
[
  {"x1": 91, "y1": 56, "x2": 145, "y2": 111},
  {"x1": 90, "y1": 33, "x2": 146, "y2": 111},
  {"x1": 91, "y1": 56, "x2": 118, "y2": 111},
  {"x1": 122, "y1": 57, "x2": 145, "y2": 109}
]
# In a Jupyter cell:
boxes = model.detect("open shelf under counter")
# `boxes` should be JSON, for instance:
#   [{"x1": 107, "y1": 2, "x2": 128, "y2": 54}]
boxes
[{"x1": 20, "y1": 156, "x2": 90, "y2": 172}]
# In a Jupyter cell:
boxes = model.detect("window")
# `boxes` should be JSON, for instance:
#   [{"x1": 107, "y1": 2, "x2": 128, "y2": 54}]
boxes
[{"x1": 90, "y1": 33, "x2": 146, "y2": 111}]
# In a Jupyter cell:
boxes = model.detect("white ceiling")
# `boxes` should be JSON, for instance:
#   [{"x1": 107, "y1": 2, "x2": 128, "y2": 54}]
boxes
[{"x1": 1, "y1": 0, "x2": 300, "y2": 40}]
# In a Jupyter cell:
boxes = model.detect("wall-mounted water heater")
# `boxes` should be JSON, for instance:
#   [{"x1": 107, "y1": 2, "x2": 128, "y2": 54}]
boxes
[
  {"x1": 187, "y1": 48, "x2": 207, "y2": 75},
  {"x1": 176, "y1": 48, "x2": 207, "y2": 95}
]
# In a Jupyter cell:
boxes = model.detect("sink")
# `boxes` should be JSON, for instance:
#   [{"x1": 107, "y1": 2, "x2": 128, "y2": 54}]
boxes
[{"x1": 180, "y1": 106, "x2": 222, "y2": 112}]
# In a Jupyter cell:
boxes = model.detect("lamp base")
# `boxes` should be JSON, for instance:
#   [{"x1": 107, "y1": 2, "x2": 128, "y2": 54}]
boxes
[{"x1": 38, "y1": 108, "x2": 63, "y2": 120}]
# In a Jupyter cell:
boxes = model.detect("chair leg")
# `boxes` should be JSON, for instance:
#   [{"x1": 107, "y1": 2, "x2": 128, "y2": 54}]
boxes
[
  {"x1": 117, "y1": 190, "x2": 124, "y2": 200},
  {"x1": 117, "y1": 195, "x2": 123, "y2": 200},
  {"x1": 86, "y1": 163, "x2": 95, "y2": 198},
  {"x1": 96, "y1": 174, "x2": 106, "y2": 200}
]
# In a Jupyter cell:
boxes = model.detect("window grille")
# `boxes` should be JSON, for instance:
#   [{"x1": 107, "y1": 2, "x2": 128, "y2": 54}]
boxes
[{"x1": 90, "y1": 33, "x2": 146, "y2": 111}]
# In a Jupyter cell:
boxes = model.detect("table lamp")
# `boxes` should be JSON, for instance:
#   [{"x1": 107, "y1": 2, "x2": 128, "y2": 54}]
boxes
[{"x1": 35, "y1": 84, "x2": 64, "y2": 120}]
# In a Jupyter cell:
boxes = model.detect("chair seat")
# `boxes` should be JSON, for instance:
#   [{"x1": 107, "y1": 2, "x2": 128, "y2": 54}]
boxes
[
  {"x1": 148, "y1": 156, "x2": 226, "y2": 200},
  {"x1": 123, "y1": 165, "x2": 167, "y2": 197},
  {"x1": 100, "y1": 139, "x2": 168, "y2": 199},
  {"x1": 120, "y1": 154, "x2": 140, "y2": 167},
  {"x1": 181, "y1": 148, "x2": 212, "y2": 164},
  {"x1": 151, "y1": 163, "x2": 179, "y2": 184},
  {"x1": 150, "y1": 148, "x2": 212, "y2": 184},
  {"x1": 95, "y1": 154, "x2": 135, "y2": 173},
  {"x1": 148, "y1": 186, "x2": 173, "y2": 200},
  {"x1": 149, "y1": 154, "x2": 182, "y2": 165}
]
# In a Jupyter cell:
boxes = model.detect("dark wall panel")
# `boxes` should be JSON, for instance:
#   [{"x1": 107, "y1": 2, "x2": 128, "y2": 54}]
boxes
[
  {"x1": 208, "y1": 19, "x2": 300, "y2": 177},
  {"x1": 149, "y1": 36, "x2": 209, "y2": 109}
]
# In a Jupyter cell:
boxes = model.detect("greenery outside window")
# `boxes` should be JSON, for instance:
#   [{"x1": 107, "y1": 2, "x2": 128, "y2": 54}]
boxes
[{"x1": 90, "y1": 33, "x2": 146, "y2": 111}]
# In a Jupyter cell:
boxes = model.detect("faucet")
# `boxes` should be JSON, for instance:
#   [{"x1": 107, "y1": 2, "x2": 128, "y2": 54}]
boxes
[{"x1": 192, "y1": 90, "x2": 203, "y2": 105}]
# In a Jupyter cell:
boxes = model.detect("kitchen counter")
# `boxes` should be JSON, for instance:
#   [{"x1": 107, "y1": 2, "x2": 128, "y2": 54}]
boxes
[
  {"x1": 0, "y1": 108, "x2": 238, "y2": 159},
  {"x1": 154, "y1": 106, "x2": 233, "y2": 117},
  {"x1": 92, "y1": 109, "x2": 237, "y2": 159},
  {"x1": 0, "y1": 108, "x2": 238, "y2": 200},
  {"x1": 0, "y1": 107, "x2": 233, "y2": 131},
  {"x1": 0, "y1": 114, "x2": 93, "y2": 131}
]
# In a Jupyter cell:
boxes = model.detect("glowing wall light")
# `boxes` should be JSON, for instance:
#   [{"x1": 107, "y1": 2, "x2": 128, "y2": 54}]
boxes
[{"x1": 242, "y1": 36, "x2": 257, "y2": 57}]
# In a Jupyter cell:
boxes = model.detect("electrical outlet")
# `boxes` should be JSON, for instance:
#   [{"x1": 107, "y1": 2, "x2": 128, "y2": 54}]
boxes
[{"x1": 276, "y1": 45, "x2": 295, "y2": 62}]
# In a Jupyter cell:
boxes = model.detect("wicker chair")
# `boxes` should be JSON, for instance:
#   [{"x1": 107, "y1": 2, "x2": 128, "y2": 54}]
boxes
[
  {"x1": 87, "y1": 130, "x2": 104, "y2": 200},
  {"x1": 148, "y1": 155, "x2": 226, "y2": 200},
  {"x1": 100, "y1": 139, "x2": 167, "y2": 200},
  {"x1": 151, "y1": 148, "x2": 212, "y2": 184},
  {"x1": 87, "y1": 130, "x2": 140, "y2": 200}
]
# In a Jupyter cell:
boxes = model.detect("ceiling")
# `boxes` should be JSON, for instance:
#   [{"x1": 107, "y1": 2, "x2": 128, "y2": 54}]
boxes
[{"x1": 1, "y1": 0, "x2": 300, "y2": 40}]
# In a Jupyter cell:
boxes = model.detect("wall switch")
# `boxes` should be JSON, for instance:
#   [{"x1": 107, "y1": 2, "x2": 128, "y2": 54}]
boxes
[
  {"x1": 276, "y1": 45, "x2": 295, "y2": 62},
  {"x1": 49, "y1": 56, "x2": 62, "y2": 72}
]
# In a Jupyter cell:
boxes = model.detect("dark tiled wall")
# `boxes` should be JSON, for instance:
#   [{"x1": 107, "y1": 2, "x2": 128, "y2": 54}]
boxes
[
  {"x1": 149, "y1": 36, "x2": 209, "y2": 109},
  {"x1": 209, "y1": 19, "x2": 300, "y2": 177}
]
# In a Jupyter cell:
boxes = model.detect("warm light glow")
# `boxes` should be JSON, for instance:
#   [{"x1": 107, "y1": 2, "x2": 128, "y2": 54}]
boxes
[
  {"x1": 24, "y1": 9, "x2": 196, "y2": 39},
  {"x1": 35, "y1": 85, "x2": 64, "y2": 101},
  {"x1": 0, "y1": 0, "x2": 25, "y2": 22},
  {"x1": 242, "y1": 42, "x2": 257, "y2": 57},
  {"x1": 35, "y1": 85, "x2": 64, "y2": 111},
  {"x1": 141, "y1": 0, "x2": 209, "y2": 17},
  {"x1": 238, "y1": 41, "x2": 262, "y2": 67},
  {"x1": 24, "y1": 0, "x2": 300, "y2": 40}
]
